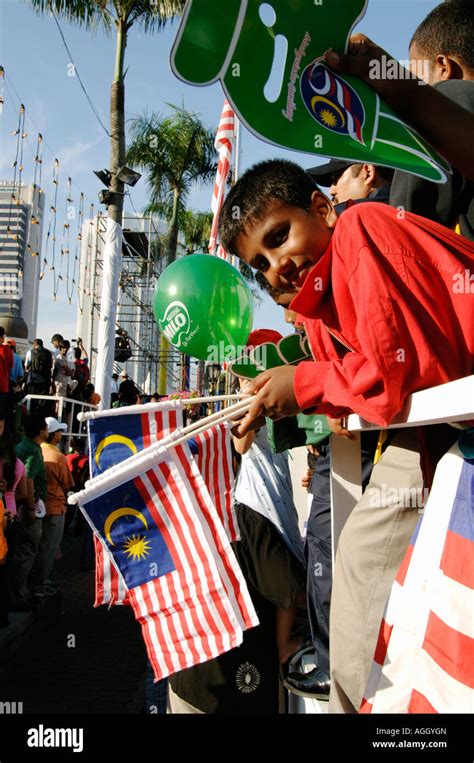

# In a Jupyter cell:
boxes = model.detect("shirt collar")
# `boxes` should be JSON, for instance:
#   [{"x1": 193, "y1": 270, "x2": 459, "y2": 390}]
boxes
[{"x1": 289, "y1": 240, "x2": 333, "y2": 319}]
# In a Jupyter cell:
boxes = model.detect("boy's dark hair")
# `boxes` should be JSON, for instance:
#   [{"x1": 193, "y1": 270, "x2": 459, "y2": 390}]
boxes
[
  {"x1": 59, "y1": 340, "x2": 70, "y2": 351},
  {"x1": 70, "y1": 436, "x2": 85, "y2": 452},
  {"x1": 51, "y1": 334, "x2": 63, "y2": 344},
  {"x1": 24, "y1": 412, "x2": 47, "y2": 439},
  {"x1": 74, "y1": 347, "x2": 82, "y2": 359},
  {"x1": 218, "y1": 159, "x2": 316, "y2": 255},
  {"x1": 410, "y1": 1, "x2": 474, "y2": 71}
]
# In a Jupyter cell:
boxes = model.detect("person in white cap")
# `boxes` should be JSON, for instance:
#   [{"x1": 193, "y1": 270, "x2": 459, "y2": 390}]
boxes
[{"x1": 32, "y1": 417, "x2": 73, "y2": 598}]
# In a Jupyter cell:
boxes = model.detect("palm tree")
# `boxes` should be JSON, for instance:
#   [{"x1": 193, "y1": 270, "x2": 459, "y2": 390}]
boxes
[
  {"x1": 181, "y1": 210, "x2": 214, "y2": 253},
  {"x1": 126, "y1": 106, "x2": 216, "y2": 393},
  {"x1": 27, "y1": 0, "x2": 186, "y2": 228},
  {"x1": 126, "y1": 105, "x2": 217, "y2": 263}
]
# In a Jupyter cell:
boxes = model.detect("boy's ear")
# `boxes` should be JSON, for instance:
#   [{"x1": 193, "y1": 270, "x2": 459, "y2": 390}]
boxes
[{"x1": 310, "y1": 190, "x2": 338, "y2": 228}]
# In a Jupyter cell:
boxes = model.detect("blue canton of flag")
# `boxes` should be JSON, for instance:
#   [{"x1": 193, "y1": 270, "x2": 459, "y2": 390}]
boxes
[
  {"x1": 89, "y1": 413, "x2": 146, "y2": 477},
  {"x1": 83, "y1": 476, "x2": 176, "y2": 588},
  {"x1": 88, "y1": 407, "x2": 183, "y2": 478},
  {"x1": 300, "y1": 60, "x2": 366, "y2": 145}
]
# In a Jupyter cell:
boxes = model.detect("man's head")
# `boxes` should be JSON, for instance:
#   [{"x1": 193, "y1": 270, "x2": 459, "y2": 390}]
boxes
[
  {"x1": 33, "y1": 338, "x2": 43, "y2": 349},
  {"x1": 308, "y1": 159, "x2": 394, "y2": 205},
  {"x1": 24, "y1": 412, "x2": 48, "y2": 443},
  {"x1": 409, "y1": 1, "x2": 474, "y2": 85},
  {"x1": 45, "y1": 416, "x2": 67, "y2": 446},
  {"x1": 219, "y1": 159, "x2": 337, "y2": 294},
  {"x1": 51, "y1": 333, "x2": 64, "y2": 349},
  {"x1": 6, "y1": 339, "x2": 16, "y2": 352},
  {"x1": 74, "y1": 347, "x2": 82, "y2": 360}
]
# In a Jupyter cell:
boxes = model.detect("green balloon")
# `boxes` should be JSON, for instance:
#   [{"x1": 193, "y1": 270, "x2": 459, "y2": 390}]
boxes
[{"x1": 153, "y1": 254, "x2": 254, "y2": 361}]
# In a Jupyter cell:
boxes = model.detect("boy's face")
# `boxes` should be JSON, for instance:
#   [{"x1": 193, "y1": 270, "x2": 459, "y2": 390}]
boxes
[{"x1": 236, "y1": 191, "x2": 337, "y2": 294}]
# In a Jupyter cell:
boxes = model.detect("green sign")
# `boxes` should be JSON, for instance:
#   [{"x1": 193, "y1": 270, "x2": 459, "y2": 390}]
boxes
[
  {"x1": 229, "y1": 333, "x2": 312, "y2": 380},
  {"x1": 171, "y1": 0, "x2": 450, "y2": 182}
]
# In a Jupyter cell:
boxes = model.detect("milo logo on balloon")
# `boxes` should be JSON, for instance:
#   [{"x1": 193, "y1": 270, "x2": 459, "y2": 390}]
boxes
[
  {"x1": 300, "y1": 60, "x2": 366, "y2": 145},
  {"x1": 159, "y1": 301, "x2": 193, "y2": 348}
]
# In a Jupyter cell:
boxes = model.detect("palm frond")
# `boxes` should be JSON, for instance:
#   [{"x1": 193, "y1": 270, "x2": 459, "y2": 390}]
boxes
[{"x1": 26, "y1": 0, "x2": 113, "y2": 31}]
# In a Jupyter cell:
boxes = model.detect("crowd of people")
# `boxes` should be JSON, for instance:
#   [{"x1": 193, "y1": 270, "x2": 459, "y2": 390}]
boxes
[{"x1": 0, "y1": 329, "x2": 97, "y2": 625}]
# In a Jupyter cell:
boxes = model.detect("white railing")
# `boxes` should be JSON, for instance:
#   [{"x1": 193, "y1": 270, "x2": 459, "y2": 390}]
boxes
[
  {"x1": 22, "y1": 394, "x2": 98, "y2": 451},
  {"x1": 329, "y1": 375, "x2": 474, "y2": 560}
]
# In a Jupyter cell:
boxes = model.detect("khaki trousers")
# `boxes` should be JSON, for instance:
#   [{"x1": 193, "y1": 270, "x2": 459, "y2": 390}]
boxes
[
  {"x1": 329, "y1": 428, "x2": 422, "y2": 713},
  {"x1": 167, "y1": 685, "x2": 204, "y2": 714}
]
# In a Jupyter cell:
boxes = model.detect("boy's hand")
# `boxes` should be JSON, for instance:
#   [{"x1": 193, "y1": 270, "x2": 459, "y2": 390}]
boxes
[
  {"x1": 234, "y1": 366, "x2": 300, "y2": 436},
  {"x1": 324, "y1": 34, "x2": 390, "y2": 83},
  {"x1": 326, "y1": 416, "x2": 357, "y2": 440}
]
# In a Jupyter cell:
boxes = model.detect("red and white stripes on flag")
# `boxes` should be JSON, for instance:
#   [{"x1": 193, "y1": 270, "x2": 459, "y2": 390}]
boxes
[
  {"x1": 94, "y1": 534, "x2": 129, "y2": 607},
  {"x1": 360, "y1": 444, "x2": 474, "y2": 713},
  {"x1": 209, "y1": 99, "x2": 235, "y2": 261},
  {"x1": 194, "y1": 423, "x2": 239, "y2": 542}
]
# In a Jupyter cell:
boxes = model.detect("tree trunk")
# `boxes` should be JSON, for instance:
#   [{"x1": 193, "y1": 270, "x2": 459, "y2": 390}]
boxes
[
  {"x1": 108, "y1": 18, "x2": 126, "y2": 225},
  {"x1": 158, "y1": 187, "x2": 180, "y2": 394},
  {"x1": 165, "y1": 187, "x2": 180, "y2": 263},
  {"x1": 94, "y1": 18, "x2": 127, "y2": 408}
]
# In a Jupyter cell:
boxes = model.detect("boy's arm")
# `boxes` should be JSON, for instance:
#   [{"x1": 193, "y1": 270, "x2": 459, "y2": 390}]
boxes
[{"x1": 324, "y1": 35, "x2": 474, "y2": 181}]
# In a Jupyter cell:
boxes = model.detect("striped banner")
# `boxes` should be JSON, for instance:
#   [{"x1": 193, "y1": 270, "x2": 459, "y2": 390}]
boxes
[
  {"x1": 360, "y1": 443, "x2": 474, "y2": 713},
  {"x1": 209, "y1": 99, "x2": 235, "y2": 262}
]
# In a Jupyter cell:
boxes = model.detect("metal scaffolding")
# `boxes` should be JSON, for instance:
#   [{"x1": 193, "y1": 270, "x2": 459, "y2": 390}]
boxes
[{"x1": 77, "y1": 212, "x2": 186, "y2": 394}]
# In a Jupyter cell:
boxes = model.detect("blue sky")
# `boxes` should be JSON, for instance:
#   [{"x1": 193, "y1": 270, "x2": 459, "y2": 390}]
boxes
[{"x1": 1, "y1": 0, "x2": 439, "y2": 346}]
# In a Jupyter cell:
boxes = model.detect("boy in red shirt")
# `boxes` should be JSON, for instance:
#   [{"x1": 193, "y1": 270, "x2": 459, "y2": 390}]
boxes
[{"x1": 219, "y1": 159, "x2": 474, "y2": 712}]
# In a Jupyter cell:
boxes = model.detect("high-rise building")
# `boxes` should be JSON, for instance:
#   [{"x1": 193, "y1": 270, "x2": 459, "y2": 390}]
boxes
[{"x1": 0, "y1": 182, "x2": 45, "y2": 351}]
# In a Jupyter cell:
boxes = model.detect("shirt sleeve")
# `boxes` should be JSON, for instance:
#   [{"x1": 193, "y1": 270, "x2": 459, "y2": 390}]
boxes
[
  {"x1": 22, "y1": 454, "x2": 39, "y2": 481},
  {"x1": 294, "y1": 271, "x2": 421, "y2": 427}
]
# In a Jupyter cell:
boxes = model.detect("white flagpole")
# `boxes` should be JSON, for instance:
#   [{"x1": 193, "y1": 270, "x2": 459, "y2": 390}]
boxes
[{"x1": 69, "y1": 397, "x2": 252, "y2": 504}]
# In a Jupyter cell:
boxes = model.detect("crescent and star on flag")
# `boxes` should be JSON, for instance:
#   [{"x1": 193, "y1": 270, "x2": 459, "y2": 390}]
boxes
[{"x1": 94, "y1": 435, "x2": 151, "y2": 563}]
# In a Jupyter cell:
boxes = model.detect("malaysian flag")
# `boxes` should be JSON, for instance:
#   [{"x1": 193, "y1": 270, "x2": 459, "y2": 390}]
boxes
[
  {"x1": 361, "y1": 442, "x2": 474, "y2": 713},
  {"x1": 78, "y1": 441, "x2": 258, "y2": 680},
  {"x1": 300, "y1": 61, "x2": 366, "y2": 145},
  {"x1": 194, "y1": 423, "x2": 239, "y2": 543},
  {"x1": 88, "y1": 404, "x2": 183, "y2": 607},
  {"x1": 88, "y1": 405, "x2": 239, "y2": 606},
  {"x1": 209, "y1": 99, "x2": 235, "y2": 261}
]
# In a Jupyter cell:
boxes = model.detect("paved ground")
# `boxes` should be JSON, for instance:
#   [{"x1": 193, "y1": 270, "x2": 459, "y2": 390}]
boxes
[{"x1": 0, "y1": 529, "x2": 147, "y2": 714}]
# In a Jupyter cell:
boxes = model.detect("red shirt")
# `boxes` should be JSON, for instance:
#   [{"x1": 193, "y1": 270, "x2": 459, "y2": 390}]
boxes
[
  {"x1": 0, "y1": 345, "x2": 13, "y2": 393},
  {"x1": 66, "y1": 452, "x2": 88, "y2": 489},
  {"x1": 291, "y1": 203, "x2": 474, "y2": 427}
]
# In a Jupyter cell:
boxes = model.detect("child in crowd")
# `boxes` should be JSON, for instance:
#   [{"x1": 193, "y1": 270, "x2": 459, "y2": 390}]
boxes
[{"x1": 219, "y1": 158, "x2": 473, "y2": 713}]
